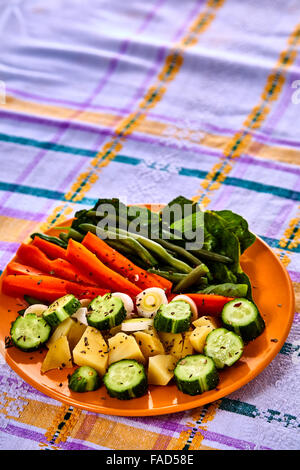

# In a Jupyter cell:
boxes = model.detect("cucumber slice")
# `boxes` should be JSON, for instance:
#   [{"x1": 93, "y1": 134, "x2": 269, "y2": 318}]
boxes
[
  {"x1": 221, "y1": 298, "x2": 265, "y2": 342},
  {"x1": 103, "y1": 359, "x2": 148, "y2": 400},
  {"x1": 121, "y1": 318, "x2": 153, "y2": 332},
  {"x1": 174, "y1": 354, "x2": 219, "y2": 396},
  {"x1": 43, "y1": 294, "x2": 81, "y2": 327},
  {"x1": 154, "y1": 300, "x2": 192, "y2": 333},
  {"x1": 10, "y1": 313, "x2": 51, "y2": 352},
  {"x1": 204, "y1": 328, "x2": 244, "y2": 368},
  {"x1": 87, "y1": 293, "x2": 126, "y2": 330},
  {"x1": 68, "y1": 366, "x2": 101, "y2": 392}
]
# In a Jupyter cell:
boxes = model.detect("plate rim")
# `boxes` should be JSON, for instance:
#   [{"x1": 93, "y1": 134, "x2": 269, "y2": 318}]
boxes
[{"x1": 0, "y1": 221, "x2": 295, "y2": 416}]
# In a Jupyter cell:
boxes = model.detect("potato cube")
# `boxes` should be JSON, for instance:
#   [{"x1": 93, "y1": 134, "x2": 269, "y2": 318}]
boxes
[
  {"x1": 158, "y1": 332, "x2": 183, "y2": 359},
  {"x1": 46, "y1": 317, "x2": 75, "y2": 348},
  {"x1": 41, "y1": 336, "x2": 72, "y2": 373},
  {"x1": 148, "y1": 355, "x2": 177, "y2": 386},
  {"x1": 192, "y1": 315, "x2": 219, "y2": 329},
  {"x1": 133, "y1": 331, "x2": 165, "y2": 359},
  {"x1": 180, "y1": 330, "x2": 194, "y2": 358},
  {"x1": 189, "y1": 325, "x2": 214, "y2": 353},
  {"x1": 108, "y1": 332, "x2": 145, "y2": 365},
  {"x1": 72, "y1": 326, "x2": 108, "y2": 376},
  {"x1": 67, "y1": 320, "x2": 87, "y2": 350}
]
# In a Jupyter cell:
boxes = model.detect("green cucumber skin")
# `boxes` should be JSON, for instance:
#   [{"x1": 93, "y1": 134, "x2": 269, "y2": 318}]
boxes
[
  {"x1": 204, "y1": 328, "x2": 244, "y2": 369},
  {"x1": 175, "y1": 370, "x2": 219, "y2": 396},
  {"x1": 68, "y1": 366, "x2": 101, "y2": 393},
  {"x1": 221, "y1": 299, "x2": 265, "y2": 342},
  {"x1": 43, "y1": 295, "x2": 81, "y2": 327},
  {"x1": 10, "y1": 314, "x2": 51, "y2": 352},
  {"x1": 174, "y1": 355, "x2": 219, "y2": 396},
  {"x1": 87, "y1": 306, "x2": 126, "y2": 331},
  {"x1": 154, "y1": 312, "x2": 191, "y2": 334},
  {"x1": 103, "y1": 360, "x2": 148, "y2": 400},
  {"x1": 88, "y1": 294, "x2": 127, "y2": 330},
  {"x1": 153, "y1": 301, "x2": 192, "y2": 334}
]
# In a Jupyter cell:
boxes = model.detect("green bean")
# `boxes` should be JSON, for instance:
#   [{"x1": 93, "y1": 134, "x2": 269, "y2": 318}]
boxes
[
  {"x1": 173, "y1": 263, "x2": 209, "y2": 293},
  {"x1": 147, "y1": 269, "x2": 187, "y2": 283},
  {"x1": 79, "y1": 223, "x2": 158, "y2": 267},
  {"x1": 189, "y1": 248, "x2": 232, "y2": 264},
  {"x1": 59, "y1": 233, "x2": 69, "y2": 243},
  {"x1": 30, "y1": 233, "x2": 68, "y2": 249},
  {"x1": 114, "y1": 227, "x2": 193, "y2": 274},
  {"x1": 154, "y1": 238, "x2": 205, "y2": 267}
]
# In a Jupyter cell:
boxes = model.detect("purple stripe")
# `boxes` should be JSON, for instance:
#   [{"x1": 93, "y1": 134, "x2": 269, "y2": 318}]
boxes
[
  {"x1": 0, "y1": 206, "x2": 47, "y2": 222},
  {"x1": 0, "y1": 414, "x2": 271, "y2": 451},
  {"x1": 0, "y1": 241, "x2": 20, "y2": 252},
  {"x1": 0, "y1": 0, "x2": 168, "y2": 211},
  {"x1": 262, "y1": 53, "x2": 300, "y2": 136},
  {"x1": 199, "y1": 428, "x2": 271, "y2": 450},
  {"x1": 1, "y1": 422, "x2": 97, "y2": 450},
  {"x1": 288, "y1": 270, "x2": 300, "y2": 282},
  {"x1": 6, "y1": 86, "x2": 300, "y2": 152}
]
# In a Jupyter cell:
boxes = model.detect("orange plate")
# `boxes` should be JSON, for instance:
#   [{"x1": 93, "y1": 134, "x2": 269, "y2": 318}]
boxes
[{"x1": 0, "y1": 214, "x2": 295, "y2": 416}]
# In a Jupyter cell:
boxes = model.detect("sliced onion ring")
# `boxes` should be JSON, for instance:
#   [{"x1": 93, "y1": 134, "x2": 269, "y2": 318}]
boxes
[{"x1": 172, "y1": 294, "x2": 198, "y2": 321}]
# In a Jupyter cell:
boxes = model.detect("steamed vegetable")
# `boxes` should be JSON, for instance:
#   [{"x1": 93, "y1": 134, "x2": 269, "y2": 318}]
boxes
[
  {"x1": 81, "y1": 231, "x2": 171, "y2": 292},
  {"x1": 221, "y1": 298, "x2": 265, "y2": 342},
  {"x1": 103, "y1": 359, "x2": 148, "y2": 400},
  {"x1": 204, "y1": 328, "x2": 244, "y2": 368},
  {"x1": 43, "y1": 294, "x2": 81, "y2": 327},
  {"x1": 68, "y1": 366, "x2": 101, "y2": 392},
  {"x1": 72, "y1": 326, "x2": 109, "y2": 376},
  {"x1": 136, "y1": 287, "x2": 168, "y2": 318},
  {"x1": 66, "y1": 238, "x2": 142, "y2": 298},
  {"x1": 87, "y1": 293, "x2": 127, "y2": 330},
  {"x1": 154, "y1": 300, "x2": 192, "y2": 334},
  {"x1": 10, "y1": 313, "x2": 51, "y2": 352},
  {"x1": 174, "y1": 354, "x2": 219, "y2": 396},
  {"x1": 199, "y1": 283, "x2": 248, "y2": 298}
]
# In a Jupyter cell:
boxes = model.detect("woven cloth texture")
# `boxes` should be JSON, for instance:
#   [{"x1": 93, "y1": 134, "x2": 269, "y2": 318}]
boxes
[{"x1": 0, "y1": 0, "x2": 299, "y2": 450}]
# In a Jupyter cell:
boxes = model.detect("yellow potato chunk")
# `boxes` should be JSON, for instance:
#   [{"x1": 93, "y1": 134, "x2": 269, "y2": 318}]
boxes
[
  {"x1": 148, "y1": 355, "x2": 177, "y2": 386},
  {"x1": 158, "y1": 332, "x2": 183, "y2": 359},
  {"x1": 189, "y1": 325, "x2": 214, "y2": 353},
  {"x1": 67, "y1": 320, "x2": 87, "y2": 351},
  {"x1": 72, "y1": 326, "x2": 108, "y2": 376},
  {"x1": 46, "y1": 317, "x2": 75, "y2": 348},
  {"x1": 192, "y1": 315, "x2": 219, "y2": 329},
  {"x1": 133, "y1": 331, "x2": 165, "y2": 359},
  {"x1": 41, "y1": 336, "x2": 72, "y2": 373},
  {"x1": 180, "y1": 330, "x2": 194, "y2": 358},
  {"x1": 108, "y1": 332, "x2": 145, "y2": 365}
]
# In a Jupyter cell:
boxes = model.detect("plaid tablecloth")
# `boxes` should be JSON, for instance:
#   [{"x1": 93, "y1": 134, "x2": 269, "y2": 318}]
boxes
[{"x1": 0, "y1": 0, "x2": 299, "y2": 451}]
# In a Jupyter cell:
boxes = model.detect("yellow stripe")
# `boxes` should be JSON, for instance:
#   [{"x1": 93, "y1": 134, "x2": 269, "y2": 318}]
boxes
[
  {"x1": 0, "y1": 216, "x2": 40, "y2": 243},
  {"x1": 192, "y1": 22, "x2": 300, "y2": 206},
  {"x1": 29, "y1": 0, "x2": 225, "y2": 233}
]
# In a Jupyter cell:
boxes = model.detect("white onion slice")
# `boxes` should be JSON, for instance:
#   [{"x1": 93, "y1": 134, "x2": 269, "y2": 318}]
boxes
[
  {"x1": 136, "y1": 287, "x2": 168, "y2": 318},
  {"x1": 71, "y1": 307, "x2": 88, "y2": 325},
  {"x1": 172, "y1": 295, "x2": 198, "y2": 321},
  {"x1": 24, "y1": 304, "x2": 48, "y2": 317},
  {"x1": 79, "y1": 298, "x2": 91, "y2": 308},
  {"x1": 111, "y1": 292, "x2": 134, "y2": 318},
  {"x1": 121, "y1": 318, "x2": 153, "y2": 332}
]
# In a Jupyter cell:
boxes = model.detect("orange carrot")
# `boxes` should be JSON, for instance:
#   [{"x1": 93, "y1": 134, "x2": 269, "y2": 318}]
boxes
[
  {"x1": 184, "y1": 293, "x2": 234, "y2": 316},
  {"x1": 66, "y1": 238, "x2": 142, "y2": 298},
  {"x1": 31, "y1": 236, "x2": 67, "y2": 260},
  {"x1": 82, "y1": 231, "x2": 172, "y2": 292},
  {"x1": 2, "y1": 275, "x2": 68, "y2": 303},
  {"x1": 16, "y1": 243, "x2": 98, "y2": 286},
  {"x1": 2, "y1": 273, "x2": 111, "y2": 303},
  {"x1": 65, "y1": 282, "x2": 110, "y2": 299},
  {"x1": 6, "y1": 261, "x2": 45, "y2": 277}
]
